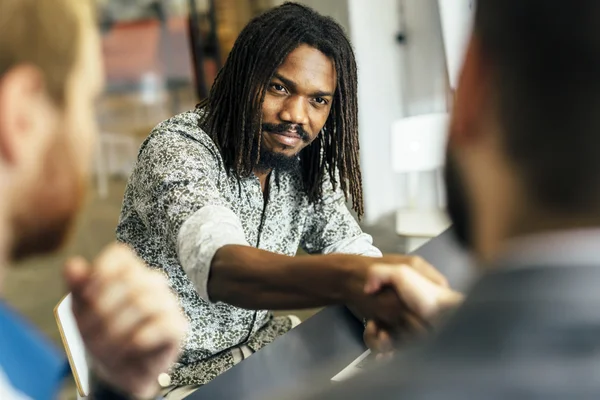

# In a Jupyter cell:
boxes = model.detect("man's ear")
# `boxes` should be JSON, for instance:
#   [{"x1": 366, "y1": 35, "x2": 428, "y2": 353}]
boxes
[
  {"x1": 0, "y1": 65, "x2": 49, "y2": 166},
  {"x1": 449, "y1": 35, "x2": 491, "y2": 147}
]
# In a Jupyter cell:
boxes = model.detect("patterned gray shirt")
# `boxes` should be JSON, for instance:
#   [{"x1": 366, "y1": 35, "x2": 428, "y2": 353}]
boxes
[{"x1": 117, "y1": 109, "x2": 381, "y2": 385}]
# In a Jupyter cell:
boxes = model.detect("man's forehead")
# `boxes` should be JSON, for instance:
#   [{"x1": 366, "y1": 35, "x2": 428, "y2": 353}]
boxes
[{"x1": 275, "y1": 45, "x2": 337, "y2": 92}]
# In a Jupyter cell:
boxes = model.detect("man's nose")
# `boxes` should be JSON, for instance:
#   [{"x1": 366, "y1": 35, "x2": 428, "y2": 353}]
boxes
[{"x1": 279, "y1": 95, "x2": 309, "y2": 126}]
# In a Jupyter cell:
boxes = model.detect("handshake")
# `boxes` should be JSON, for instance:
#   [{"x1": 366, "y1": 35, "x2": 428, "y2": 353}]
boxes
[
  {"x1": 345, "y1": 255, "x2": 464, "y2": 356},
  {"x1": 62, "y1": 245, "x2": 461, "y2": 397}
]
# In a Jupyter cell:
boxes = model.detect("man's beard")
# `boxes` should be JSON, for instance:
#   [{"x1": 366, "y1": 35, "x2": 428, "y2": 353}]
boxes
[
  {"x1": 253, "y1": 145, "x2": 299, "y2": 173},
  {"x1": 10, "y1": 134, "x2": 86, "y2": 262},
  {"x1": 444, "y1": 149, "x2": 472, "y2": 250},
  {"x1": 254, "y1": 122, "x2": 310, "y2": 173}
]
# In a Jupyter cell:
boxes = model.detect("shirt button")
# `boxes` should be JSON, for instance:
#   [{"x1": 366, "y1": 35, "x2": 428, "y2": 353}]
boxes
[{"x1": 158, "y1": 373, "x2": 172, "y2": 388}]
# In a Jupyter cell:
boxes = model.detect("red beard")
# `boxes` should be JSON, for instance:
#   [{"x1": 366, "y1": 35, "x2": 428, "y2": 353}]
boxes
[{"x1": 10, "y1": 133, "x2": 86, "y2": 262}]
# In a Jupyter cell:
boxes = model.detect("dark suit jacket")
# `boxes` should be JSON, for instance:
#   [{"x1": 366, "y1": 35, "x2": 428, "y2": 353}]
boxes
[{"x1": 299, "y1": 264, "x2": 600, "y2": 399}]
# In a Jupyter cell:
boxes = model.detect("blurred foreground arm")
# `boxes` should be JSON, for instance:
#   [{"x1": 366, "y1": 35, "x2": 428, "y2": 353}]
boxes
[{"x1": 64, "y1": 243, "x2": 188, "y2": 399}]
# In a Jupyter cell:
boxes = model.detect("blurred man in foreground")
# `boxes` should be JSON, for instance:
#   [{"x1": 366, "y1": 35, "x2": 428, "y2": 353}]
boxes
[
  {"x1": 0, "y1": 1, "x2": 187, "y2": 398},
  {"x1": 293, "y1": 0, "x2": 600, "y2": 398}
]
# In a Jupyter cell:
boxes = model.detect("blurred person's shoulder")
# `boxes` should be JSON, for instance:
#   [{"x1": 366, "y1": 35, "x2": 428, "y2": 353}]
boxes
[
  {"x1": 0, "y1": 368, "x2": 31, "y2": 400},
  {"x1": 0, "y1": 302, "x2": 67, "y2": 399}
]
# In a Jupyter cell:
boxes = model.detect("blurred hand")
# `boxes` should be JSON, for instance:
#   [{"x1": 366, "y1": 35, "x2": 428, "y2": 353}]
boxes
[
  {"x1": 64, "y1": 243, "x2": 188, "y2": 398},
  {"x1": 362, "y1": 308, "x2": 429, "y2": 358},
  {"x1": 364, "y1": 263, "x2": 464, "y2": 325},
  {"x1": 346, "y1": 255, "x2": 449, "y2": 331},
  {"x1": 363, "y1": 320, "x2": 395, "y2": 361},
  {"x1": 357, "y1": 256, "x2": 461, "y2": 356}
]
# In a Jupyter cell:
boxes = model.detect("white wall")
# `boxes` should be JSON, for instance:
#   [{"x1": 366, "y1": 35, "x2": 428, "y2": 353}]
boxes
[
  {"x1": 401, "y1": 0, "x2": 448, "y2": 116},
  {"x1": 270, "y1": 0, "x2": 448, "y2": 224},
  {"x1": 396, "y1": 0, "x2": 449, "y2": 219},
  {"x1": 346, "y1": 0, "x2": 406, "y2": 224}
]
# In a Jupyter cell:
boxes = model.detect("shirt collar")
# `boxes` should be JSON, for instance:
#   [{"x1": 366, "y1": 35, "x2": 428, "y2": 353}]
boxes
[{"x1": 493, "y1": 228, "x2": 600, "y2": 269}]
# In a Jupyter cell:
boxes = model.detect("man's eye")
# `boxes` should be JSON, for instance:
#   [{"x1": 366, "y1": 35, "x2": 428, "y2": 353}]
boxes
[
  {"x1": 314, "y1": 97, "x2": 328, "y2": 105},
  {"x1": 271, "y1": 84, "x2": 287, "y2": 92}
]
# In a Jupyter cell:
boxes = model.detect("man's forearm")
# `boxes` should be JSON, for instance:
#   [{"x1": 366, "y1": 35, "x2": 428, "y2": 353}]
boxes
[{"x1": 207, "y1": 245, "x2": 365, "y2": 309}]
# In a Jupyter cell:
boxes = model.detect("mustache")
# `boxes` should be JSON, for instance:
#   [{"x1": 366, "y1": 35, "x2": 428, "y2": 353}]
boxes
[{"x1": 262, "y1": 123, "x2": 310, "y2": 141}]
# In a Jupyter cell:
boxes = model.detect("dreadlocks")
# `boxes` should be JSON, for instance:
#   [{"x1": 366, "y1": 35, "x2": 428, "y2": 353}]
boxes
[{"x1": 198, "y1": 2, "x2": 363, "y2": 217}]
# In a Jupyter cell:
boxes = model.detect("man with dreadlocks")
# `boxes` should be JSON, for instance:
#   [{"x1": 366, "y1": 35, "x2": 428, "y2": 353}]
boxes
[{"x1": 117, "y1": 2, "x2": 454, "y2": 397}]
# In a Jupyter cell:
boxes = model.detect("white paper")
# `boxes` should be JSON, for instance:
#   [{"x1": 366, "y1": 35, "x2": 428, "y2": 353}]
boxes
[{"x1": 331, "y1": 349, "x2": 372, "y2": 382}]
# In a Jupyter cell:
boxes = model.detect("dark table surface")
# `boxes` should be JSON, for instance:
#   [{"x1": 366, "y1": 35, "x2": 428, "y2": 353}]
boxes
[{"x1": 189, "y1": 229, "x2": 474, "y2": 400}]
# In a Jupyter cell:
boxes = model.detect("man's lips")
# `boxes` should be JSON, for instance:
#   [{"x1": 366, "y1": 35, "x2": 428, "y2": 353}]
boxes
[
  {"x1": 275, "y1": 130, "x2": 301, "y2": 138},
  {"x1": 267, "y1": 130, "x2": 302, "y2": 146}
]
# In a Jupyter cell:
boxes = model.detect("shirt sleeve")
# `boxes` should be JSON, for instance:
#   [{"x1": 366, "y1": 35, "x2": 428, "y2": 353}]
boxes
[
  {"x1": 300, "y1": 175, "x2": 382, "y2": 257},
  {"x1": 136, "y1": 128, "x2": 249, "y2": 301},
  {"x1": 177, "y1": 206, "x2": 248, "y2": 301}
]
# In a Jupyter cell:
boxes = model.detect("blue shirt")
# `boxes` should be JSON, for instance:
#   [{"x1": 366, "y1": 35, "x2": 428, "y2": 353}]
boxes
[{"x1": 0, "y1": 301, "x2": 68, "y2": 399}]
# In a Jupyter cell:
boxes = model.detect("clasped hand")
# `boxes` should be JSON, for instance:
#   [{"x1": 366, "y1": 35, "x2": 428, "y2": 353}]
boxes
[{"x1": 350, "y1": 255, "x2": 464, "y2": 357}]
